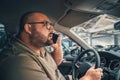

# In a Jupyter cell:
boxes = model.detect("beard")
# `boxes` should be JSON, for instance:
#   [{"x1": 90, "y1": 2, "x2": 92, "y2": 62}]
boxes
[
  {"x1": 45, "y1": 39, "x2": 53, "y2": 46},
  {"x1": 29, "y1": 29, "x2": 54, "y2": 48}
]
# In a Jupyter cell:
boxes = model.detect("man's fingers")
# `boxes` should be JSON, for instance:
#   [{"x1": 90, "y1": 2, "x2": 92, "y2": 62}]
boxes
[
  {"x1": 90, "y1": 64, "x2": 95, "y2": 69},
  {"x1": 96, "y1": 68, "x2": 103, "y2": 72}
]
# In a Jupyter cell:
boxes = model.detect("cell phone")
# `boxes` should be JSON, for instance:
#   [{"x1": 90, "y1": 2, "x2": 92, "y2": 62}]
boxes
[{"x1": 52, "y1": 33, "x2": 58, "y2": 43}]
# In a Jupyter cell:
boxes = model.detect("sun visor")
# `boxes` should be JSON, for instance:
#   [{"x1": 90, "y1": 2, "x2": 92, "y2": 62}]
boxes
[{"x1": 58, "y1": 10, "x2": 101, "y2": 28}]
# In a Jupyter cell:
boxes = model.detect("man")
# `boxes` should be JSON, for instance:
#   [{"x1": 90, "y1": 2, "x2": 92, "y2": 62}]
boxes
[{"x1": 0, "y1": 11, "x2": 103, "y2": 80}]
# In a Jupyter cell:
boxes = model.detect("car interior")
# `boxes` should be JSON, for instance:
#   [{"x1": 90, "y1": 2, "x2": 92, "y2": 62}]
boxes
[{"x1": 0, "y1": 0, "x2": 120, "y2": 80}]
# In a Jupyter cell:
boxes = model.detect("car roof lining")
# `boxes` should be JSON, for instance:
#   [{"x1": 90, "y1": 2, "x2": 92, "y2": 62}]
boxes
[{"x1": 0, "y1": 0, "x2": 120, "y2": 34}]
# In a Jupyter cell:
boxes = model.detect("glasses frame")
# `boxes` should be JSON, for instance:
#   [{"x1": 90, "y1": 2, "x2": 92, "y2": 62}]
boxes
[{"x1": 27, "y1": 21, "x2": 54, "y2": 30}]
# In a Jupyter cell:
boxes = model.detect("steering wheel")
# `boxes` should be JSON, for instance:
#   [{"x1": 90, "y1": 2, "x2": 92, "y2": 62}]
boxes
[
  {"x1": 72, "y1": 49, "x2": 100, "y2": 80},
  {"x1": 116, "y1": 70, "x2": 120, "y2": 80}
]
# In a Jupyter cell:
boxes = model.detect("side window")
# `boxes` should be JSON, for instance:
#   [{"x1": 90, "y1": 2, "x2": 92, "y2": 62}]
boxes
[
  {"x1": 0, "y1": 24, "x2": 7, "y2": 52},
  {"x1": 61, "y1": 35, "x2": 81, "y2": 57}
]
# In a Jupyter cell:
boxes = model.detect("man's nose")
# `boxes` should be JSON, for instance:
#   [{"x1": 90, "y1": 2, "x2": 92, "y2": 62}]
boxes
[{"x1": 49, "y1": 26, "x2": 54, "y2": 32}]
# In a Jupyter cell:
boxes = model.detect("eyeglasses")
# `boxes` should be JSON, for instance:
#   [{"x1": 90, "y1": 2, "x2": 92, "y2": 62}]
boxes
[{"x1": 28, "y1": 21, "x2": 54, "y2": 30}]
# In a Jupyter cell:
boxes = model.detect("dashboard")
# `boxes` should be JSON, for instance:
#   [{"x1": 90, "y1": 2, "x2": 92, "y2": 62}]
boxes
[
  {"x1": 59, "y1": 49, "x2": 120, "y2": 80},
  {"x1": 98, "y1": 51, "x2": 120, "y2": 80}
]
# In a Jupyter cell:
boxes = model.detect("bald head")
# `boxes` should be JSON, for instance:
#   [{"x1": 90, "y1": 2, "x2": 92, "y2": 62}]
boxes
[
  {"x1": 26, "y1": 12, "x2": 49, "y2": 23},
  {"x1": 18, "y1": 11, "x2": 49, "y2": 36}
]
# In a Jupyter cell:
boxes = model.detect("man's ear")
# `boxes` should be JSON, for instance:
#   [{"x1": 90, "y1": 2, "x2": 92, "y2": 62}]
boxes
[{"x1": 24, "y1": 24, "x2": 32, "y2": 34}]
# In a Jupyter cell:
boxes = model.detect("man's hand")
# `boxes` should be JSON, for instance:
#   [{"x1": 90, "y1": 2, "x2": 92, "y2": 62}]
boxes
[
  {"x1": 80, "y1": 65, "x2": 103, "y2": 80},
  {"x1": 51, "y1": 34, "x2": 63, "y2": 65}
]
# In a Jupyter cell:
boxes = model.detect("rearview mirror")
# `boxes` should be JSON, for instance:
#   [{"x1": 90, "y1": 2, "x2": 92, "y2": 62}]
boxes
[{"x1": 114, "y1": 21, "x2": 120, "y2": 30}]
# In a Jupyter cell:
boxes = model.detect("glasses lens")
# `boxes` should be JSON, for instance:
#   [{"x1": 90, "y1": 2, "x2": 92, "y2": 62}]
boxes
[
  {"x1": 28, "y1": 21, "x2": 53, "y2": 30},
  {"x1": 44, "y1": 21, "x2": 53, "y2": 30}
]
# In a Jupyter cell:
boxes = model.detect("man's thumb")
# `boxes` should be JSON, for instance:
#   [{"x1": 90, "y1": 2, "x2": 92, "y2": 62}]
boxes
[{"x1": 91, "y1": 64, "x2": 95, "y2": 69}]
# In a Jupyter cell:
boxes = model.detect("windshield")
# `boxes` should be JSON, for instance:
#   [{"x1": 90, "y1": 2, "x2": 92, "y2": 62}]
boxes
[{"x1": 70, "y1": 14, "x2": 120, "y2": 52}]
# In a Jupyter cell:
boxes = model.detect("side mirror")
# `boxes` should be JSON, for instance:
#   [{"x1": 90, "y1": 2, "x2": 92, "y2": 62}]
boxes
[
  {"x1": 114, "y1": 21, "x2": 120, "y2": 30},
  {"x1": 70, "y1": 46, "x2": 79, "y2": 57}
]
